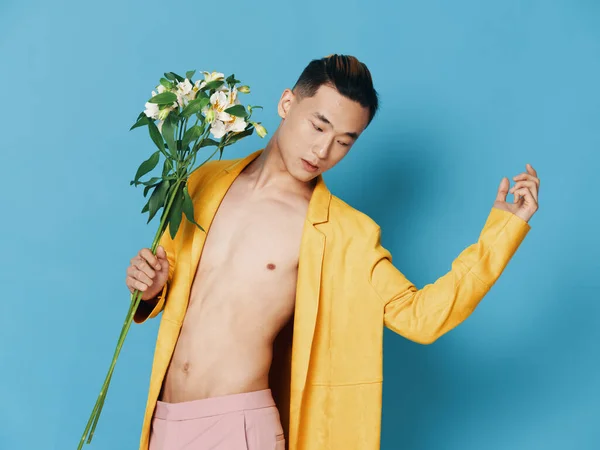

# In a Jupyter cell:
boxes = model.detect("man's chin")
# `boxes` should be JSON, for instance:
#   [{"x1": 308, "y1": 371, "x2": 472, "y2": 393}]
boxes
[{"x1": 289, "y1": 168, "x2": 319, "y2": 185}]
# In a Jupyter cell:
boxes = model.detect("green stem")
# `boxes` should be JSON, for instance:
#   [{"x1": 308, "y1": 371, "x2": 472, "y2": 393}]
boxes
[
  {"x1": 78, "y1": 181, "x2": 183, "y2": 449},
  {"x1": 193, "y1": 145, "x2": 220, "y2": 174}
]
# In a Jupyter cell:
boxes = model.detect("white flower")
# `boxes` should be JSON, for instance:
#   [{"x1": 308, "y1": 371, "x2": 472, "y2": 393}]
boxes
[
  {"x1": 144, "y1": 101, "x2": 160, "y2": 119},
  {"x1": 227, "y1": 116, "x2": 247, "y2": 133},
  {"x1": 177, "y1": 78, "x2": 193, "y2": 95},
  {"x1": 210, "y1": 120, "x2": 227, "y2": 139},
  {"x1": 228, "y1": 85, "x2": 241, "y2": 106},
  {"x1": 203, "y1": 71, "x2": 225, "y2": 83},
  {"x1": 204, "y1": 90, "x2": 231, "y2": 123},
  {"x1": 157, "y1": 120, "x2": 163, "y2": 133},
  {"x1": 156, "y1": 84, "x2": 167, "y2": 94},
  {"x1": 203, "y1": 82, "x2": 247, "y2": 139},
  {"x1": 195, "y1": 71, "x2": 225, "y2": 90},
  {"x1": 176, "y1": 78, "x2": 195, "y2": 108}
]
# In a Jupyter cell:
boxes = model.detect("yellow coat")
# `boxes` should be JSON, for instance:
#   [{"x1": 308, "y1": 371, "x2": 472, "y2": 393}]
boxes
[{"x1": 134, "y1": 148, "x2": 531, "y2": 450}]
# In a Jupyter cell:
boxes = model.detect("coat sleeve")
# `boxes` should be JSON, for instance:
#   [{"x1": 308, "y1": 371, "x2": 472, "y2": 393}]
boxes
[{"x1": 368, "y1": 207, "x2": 531, "y2": 344}]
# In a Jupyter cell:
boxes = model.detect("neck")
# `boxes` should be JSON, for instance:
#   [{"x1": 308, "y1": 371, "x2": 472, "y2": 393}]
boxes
[{"x1": 243, "y1": 133, "x2": 317, "y2": 198}]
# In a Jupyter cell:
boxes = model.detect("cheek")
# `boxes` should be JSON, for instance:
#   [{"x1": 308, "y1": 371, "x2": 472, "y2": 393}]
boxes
[{"x1": 281, "y1": 119, "x2": 308, "y2": 149}]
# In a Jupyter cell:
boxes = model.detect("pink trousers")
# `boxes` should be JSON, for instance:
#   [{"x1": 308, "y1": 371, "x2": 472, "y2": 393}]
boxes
[{"x1": 149, "y1": 389, "x2": 286, "y2": 450}]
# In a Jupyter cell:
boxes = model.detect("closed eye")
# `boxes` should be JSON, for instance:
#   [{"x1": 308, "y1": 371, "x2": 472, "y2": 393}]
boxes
[{"x1": 312, "y1": 122, "x2": 323, "y2": 132}]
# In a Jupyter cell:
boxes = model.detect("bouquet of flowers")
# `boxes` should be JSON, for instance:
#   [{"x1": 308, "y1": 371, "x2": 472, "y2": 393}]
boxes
[{"x1": 78, "y1": 69, "x2": 267, "y2": 449}]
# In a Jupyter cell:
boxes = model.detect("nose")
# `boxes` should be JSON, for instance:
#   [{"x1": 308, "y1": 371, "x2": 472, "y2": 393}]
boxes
[{"x1": 313, "y1": 136, "x2": 333, "y2": 160}]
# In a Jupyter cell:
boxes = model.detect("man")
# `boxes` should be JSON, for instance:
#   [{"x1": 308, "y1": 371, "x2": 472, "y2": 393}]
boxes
[{"x1": 126, "y1": 54, "x2": 539, "y2": 450}]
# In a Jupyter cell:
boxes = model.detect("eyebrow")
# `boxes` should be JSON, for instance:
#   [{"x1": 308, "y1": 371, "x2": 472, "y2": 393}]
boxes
[{"x1": 313, "y1": 112, "x2": 359, "y2": 140}]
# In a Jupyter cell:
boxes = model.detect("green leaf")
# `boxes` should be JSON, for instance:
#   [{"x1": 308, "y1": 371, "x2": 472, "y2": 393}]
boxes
[
  {"x1": 133, "y1": 151, "x2": 160, "y2": 184},
  {"x1": 141, "y1": 176, "x2": 161, "y2": 186},
  {"x1": 147, "y1": 179, "x2": 170, "y2": 223},
  {"x1": 195, "y1": 90, "x2": 209, "y2": 100},
  {"x1": 159, "y1": 78, "x2": 173, "y2": 89},
  {"x1": 182, "y1": 125, "x2": 204, "y2": 150},
  {"x1": 161, "y1": 116, "x2": 178, "y2": 157},
  {"x1": 141, "y1": 198, "x2": 150, "y2": 213},
  {"x1": 199, "y1": 138, "x2": 220, "y2": 148},
  {"x1": 130, "y1": 113, "x2": 150, "y2": 131},
  {"x1": 182, "y1": 184, "x2": 205, "y2": 232},
  {"x1": 164, "y1": 72, "x2": 184, "y2": 83},
  {"x1": 143, "y1": 181, "x2": 159, "y2": 197},
  {"x1": 224, "y1": 104, "x2": 248, "y2": 118},
  {"x1": 202, "y1": 80, "x2": 224, "y2": 91},
  {"x1": 168, "y1": 185, "x2": 186, "y2": 239},
  {"x1": 186, "y1": 70, "x2": 196, "y2": 80},
  {"x1": 148, "y1": 121, "x2": 166, "y2": 153},
  {"x1": 162, "y1": 159, "x2": 172, "y2": 177},
  {"x1": 226, "y1": 74, "x2": 240, "y2": 85},
  {"x1": 181, "y1": 97, "x2": 209, "y2": 118},
  {"x1": 147, "y1": 92, "x2": 177, "y2": 105},
  {"x1": 224, "y1": 128, "x2": 253, "y2": 146}
]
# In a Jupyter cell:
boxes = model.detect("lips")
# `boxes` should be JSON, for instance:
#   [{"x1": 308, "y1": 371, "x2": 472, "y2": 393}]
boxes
[{"x1": 302, "y1": 158, "x2": 319, "y2": 172}]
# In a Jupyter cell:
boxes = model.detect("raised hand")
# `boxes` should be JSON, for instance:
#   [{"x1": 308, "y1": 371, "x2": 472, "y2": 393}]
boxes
[{"x1": 493, "y1": 163, "x2": 540, "y2": 223}]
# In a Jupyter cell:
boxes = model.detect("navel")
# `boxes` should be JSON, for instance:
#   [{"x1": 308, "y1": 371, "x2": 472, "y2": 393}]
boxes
[
  {"x1": 183, "y1": 362, "x2": 190, "y2": 373},
  {"x1": 266, "y1": 263, "x2": 276, "y2": 270}
]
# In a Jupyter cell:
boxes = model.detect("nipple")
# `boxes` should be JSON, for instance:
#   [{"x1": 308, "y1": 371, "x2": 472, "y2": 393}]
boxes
[{"x1": 267, "y1": 263, "x2": 276, "y2": 270}]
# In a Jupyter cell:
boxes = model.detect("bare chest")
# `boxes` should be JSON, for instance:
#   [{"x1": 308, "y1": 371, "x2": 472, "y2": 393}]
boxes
[{"x1": 189, "y1": 180, "x2": 309, "y2": 317}]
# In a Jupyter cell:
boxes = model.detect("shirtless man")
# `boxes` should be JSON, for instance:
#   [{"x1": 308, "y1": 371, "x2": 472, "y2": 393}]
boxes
[
  {"x1": 126, "y1": 54, "x2": 539, "y2": 450},
  {"x1": 127, "y1": 54, "x2": 377, "y2": 450}
]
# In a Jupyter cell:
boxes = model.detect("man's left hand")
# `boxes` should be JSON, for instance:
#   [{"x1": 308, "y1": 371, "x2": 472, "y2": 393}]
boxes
[{"x1": 493, "y1": 163, "x2": 540, "y2": 223}]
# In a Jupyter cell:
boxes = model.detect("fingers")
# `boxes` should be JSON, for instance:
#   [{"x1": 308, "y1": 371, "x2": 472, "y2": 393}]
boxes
[
  {"x1": 512, "y1": 186, "x2": 538, "y2": 211},
  {"x1": 513, "y1": 164, "x2": 540, "y2": 188},
  {"x1": 127, "y1": 261, "x2": 154, "y2": 285},
  {"x1": 140, "y1": 248, "x2": 162, "y2": 271},
  {"x1": 126, "y1": 275, "x2": 149, "y2": 293},
  {"x1": 126, "y1": 248, "x2": 160, "y2": 289},
  {"x1": 495, "y1": 177, "x2": 510, "y2": 203},
  {"x1": 509, "y1": 180, "x2": 538, "y2": 202},
  {"x1": 512, "y1": 164, "x2": 540, "y2": 204},
  {"x1": 513, "y1": 172, "x2": 540, "y2": 189}
]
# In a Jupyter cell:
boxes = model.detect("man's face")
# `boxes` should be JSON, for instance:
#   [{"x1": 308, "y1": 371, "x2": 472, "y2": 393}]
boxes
[{"x1": 275, "y1": 84, "x2": 371, "y2": 182}]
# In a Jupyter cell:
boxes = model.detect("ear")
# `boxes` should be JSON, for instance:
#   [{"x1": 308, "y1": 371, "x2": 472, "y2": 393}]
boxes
[{"x1": 277, "y1": 88, "x2": 295, "y2": 119}]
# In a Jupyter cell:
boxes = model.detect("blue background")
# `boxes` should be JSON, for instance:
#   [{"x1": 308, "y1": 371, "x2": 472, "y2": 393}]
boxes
[{"x1": 1, "y1": 0, "x2": 598, "y2": 449}]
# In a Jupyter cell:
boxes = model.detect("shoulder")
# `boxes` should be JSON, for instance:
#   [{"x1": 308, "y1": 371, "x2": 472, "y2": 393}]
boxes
[
  {"x1": 328, "y1": 194, "x2": 381, "y2": 242},
  {"x1": 187, "y1": 155, "x2": 238, "y2": 191}
]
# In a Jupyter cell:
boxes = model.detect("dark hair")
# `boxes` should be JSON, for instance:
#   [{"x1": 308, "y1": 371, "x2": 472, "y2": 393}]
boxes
[{"x1": 292, "y1": 54, "x2": 379, "y2": 125}]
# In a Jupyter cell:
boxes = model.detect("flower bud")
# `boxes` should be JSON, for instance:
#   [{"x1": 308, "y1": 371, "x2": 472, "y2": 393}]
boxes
[
  {"x1": 238, "y1": 85, "x2": 251, "y2": 94},
  {"x1": 158, "y1": 107, "x2": 171, "y2": 121},
  {"x1": 205, "y1": 108, "x2": 216, "y2": 123},
  {"x1": 254, "y1": 122, "x2": 267, "y2": 138}
]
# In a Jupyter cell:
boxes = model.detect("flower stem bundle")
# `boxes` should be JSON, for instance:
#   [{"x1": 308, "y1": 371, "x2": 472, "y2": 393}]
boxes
[{"x1": 77, "y1": 69, "x2": 266, "y2": 449}]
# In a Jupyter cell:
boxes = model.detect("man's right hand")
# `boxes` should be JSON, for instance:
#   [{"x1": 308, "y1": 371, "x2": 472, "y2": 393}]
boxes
[{"x1": 126, "y1": 246, "x2": 170, "y2": 301}]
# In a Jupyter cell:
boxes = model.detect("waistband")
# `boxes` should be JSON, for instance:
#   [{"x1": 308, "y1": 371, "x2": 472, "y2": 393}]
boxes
[{"x1": 154, "y1": 389, "x2": 276, "y2": 420}]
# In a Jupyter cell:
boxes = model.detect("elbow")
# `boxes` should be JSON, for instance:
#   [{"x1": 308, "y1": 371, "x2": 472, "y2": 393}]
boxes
[
  {"x1": 413, "y1": 333, "x2": 440, "y2": 345},
  {"x1": 386, "y1": 321, "x2": 442, "y2": 345}
]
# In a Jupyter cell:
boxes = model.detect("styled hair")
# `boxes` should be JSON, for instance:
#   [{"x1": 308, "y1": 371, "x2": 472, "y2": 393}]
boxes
[{"x1": 292, "y1": 54, "x2": 379, "y2": 125}]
